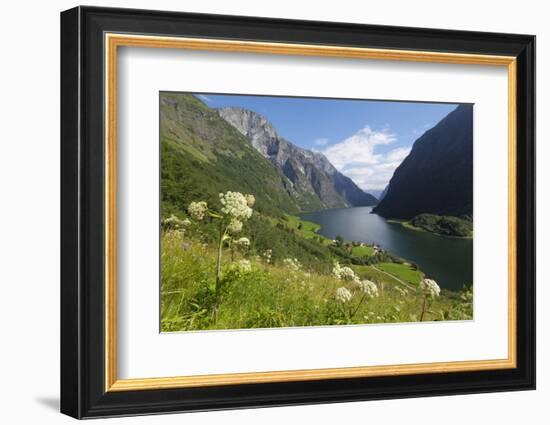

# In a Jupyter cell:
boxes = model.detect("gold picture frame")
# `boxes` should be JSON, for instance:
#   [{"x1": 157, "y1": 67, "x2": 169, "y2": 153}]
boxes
[{"x1": 104, "y1": 33, "x2": 517, "y2": 392}]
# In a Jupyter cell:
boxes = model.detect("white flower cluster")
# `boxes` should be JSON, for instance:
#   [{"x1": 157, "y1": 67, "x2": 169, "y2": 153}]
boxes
[
  {"x1": 238, "y1": 259, "x2": 252, "y2": 273},
  {"x1": 219, "y1": 191, "x2": 253, "y2": 220},
  {"x1": 357, "y1": 279, "x2": 379, "y2": 298},
  {"x1": 332, "y1": 262, "x2": 360, "y2": 283},
  {"x1": 162, "y1": 214, "x2": 190, "y2": 229},
  {"x1": 262, "y1": 249, "x2": 272, "y2": 264},
  {"x1": 245, "y1": 194, "x2": 255, "y2": 207},
  {"x1": 234, "y1": 237, "x2": 250, "y2": 248},
  {"x1": 283, "y1": 258, "x2": 302, "y2": 272},
  {"x1": 187, "y1": 201, "x2": 208, "y2": 221},
  {"x1": 227, "y1": 218, "x2": 243, "y2": 234},
  {"x1": 335, "y1": 287, "x2": 353, "y2": 303},
  {"x1": 420, "y1": 278, "x2": 441, "y2": 298}
]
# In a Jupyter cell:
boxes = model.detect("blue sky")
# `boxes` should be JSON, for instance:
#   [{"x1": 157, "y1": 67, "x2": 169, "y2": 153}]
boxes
[{"x1": 195, "y1": 93, "x2": 458, "y2": 192}]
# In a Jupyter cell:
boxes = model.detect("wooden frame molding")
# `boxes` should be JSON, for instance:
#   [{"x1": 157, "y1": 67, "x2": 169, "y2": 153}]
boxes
[{"x1": 104, "y1": 33, "x2": 518, "y2": 392}]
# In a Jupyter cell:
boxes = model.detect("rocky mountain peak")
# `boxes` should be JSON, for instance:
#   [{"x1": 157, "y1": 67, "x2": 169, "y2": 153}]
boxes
[
  {"x1": 217, "y1": 106, "x2": 377, "y2": 209},
  {"x1": 217, "y1": 107, "x2": 281, "y2": 158}
]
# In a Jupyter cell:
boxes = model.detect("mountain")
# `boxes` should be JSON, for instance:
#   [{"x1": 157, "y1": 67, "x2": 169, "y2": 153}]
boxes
[
  {"x1": 370, "y1": 186, "x2": 388, "y2": 201},
  {"x1": 217, "y1": 107, "x2": 378, "y2": 209},
  {"x1": 373, "y1": 104, "x2": 473, "y2": 219},
  {"x1": 367, "y1": 185, "x2": 388, "y2": 202},
  {"x1": 160, "y1": 93, "x2": 302, "y2": 217},
  {"x1": 379, "y1": 185, "x2": 389, "y2": 201}
]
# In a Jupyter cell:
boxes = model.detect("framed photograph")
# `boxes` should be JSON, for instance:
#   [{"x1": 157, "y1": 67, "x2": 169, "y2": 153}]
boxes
[{"x1": 60, "y1": 6, "x2": 535, "y2": 419}]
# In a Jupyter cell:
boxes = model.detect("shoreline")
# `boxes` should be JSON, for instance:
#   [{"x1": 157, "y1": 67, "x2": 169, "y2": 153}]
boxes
[{"x1": 386, "y1": 219, "x2": 473, "y2": 240}]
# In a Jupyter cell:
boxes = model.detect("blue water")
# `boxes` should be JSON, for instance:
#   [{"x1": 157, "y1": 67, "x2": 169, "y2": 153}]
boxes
[{"x1": 301, "y1": 206, "x2": 473, "y2": 291}]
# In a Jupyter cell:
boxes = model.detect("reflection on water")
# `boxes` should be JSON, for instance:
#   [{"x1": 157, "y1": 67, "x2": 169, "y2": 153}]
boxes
[{"x1": 301, "y1": 206, "x2": 473, "y2": 291}]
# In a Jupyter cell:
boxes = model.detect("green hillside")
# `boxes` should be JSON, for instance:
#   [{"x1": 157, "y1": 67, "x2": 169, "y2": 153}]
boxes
[
  {"x1": 161, "y1": 92, "x2": 306, "y2": 218},
  {"x1": 159, "y1": 93, "x2": 473, "y2": 331}
]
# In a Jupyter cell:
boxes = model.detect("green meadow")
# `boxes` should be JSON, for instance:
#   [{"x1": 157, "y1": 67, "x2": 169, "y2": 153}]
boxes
[{"x1": 160, "y1": 213, "x2": 473, "y2": 332}]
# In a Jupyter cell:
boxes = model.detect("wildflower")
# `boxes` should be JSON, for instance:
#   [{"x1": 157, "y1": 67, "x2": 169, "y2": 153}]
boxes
[
  {"x1": 219, "y1": 191, "x2": 253, "y2": 220},
  {"x1": 245, "y1": 194, "x2": 255, "y2": 207},
  {"x1": 332, "y1": 262, "x2": 358, "y2": 281},
  {"x1": 171, "y1": 229, "x2": 185, "y2": 237},
  {"x1": 234, "y1": 237, "x2": 250, "y2": 248},
  {"x1": 187, "y1": 201, "x2": 208, "y2": 220},
  {"x1": 237, "y1": 259, "x2": 252, "y2": 273},
  {"x1": 420, "y1": 278, "x2": 440, "y2": 298},
  {"x1": 335, "y1": 287, "x2": 353, "y2": 303},
  {"x1": 226, "y1": 218, "x2": 243, "y2": 234},
  {"x1": 357, "y1": 279, "x2": 379, "y2": 298},
  {"x1": 283, "y1": 257, "x2": 301, "y2": 272},
  {"x1": 163, "y1": 214, "x2": 179, "y2": 228},
  {"x1": 262, "y1": 249, "x2": 272, "y2": 263},
  {"x1": 162, "y1": 214, "x2": 191, "y2": 230}
]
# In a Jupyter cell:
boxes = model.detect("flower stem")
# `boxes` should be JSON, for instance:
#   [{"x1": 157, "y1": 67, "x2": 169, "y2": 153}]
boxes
[
  {"x1": 214, "y1": 220, "x2": 225, "y2": 321},
  {"x1": 420, "y1": 295, "x2": 428, "y2": 322},
  {"x1": 350, "y1": 293, "x2": 367, "y2": 319}
]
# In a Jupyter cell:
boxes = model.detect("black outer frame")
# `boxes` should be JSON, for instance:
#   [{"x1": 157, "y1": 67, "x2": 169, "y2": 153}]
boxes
[{"x1": 60, "y1": 6, "x2": 536, "y2": 419}]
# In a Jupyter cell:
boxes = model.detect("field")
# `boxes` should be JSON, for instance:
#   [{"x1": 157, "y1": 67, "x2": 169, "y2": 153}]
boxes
[
  {"x1": 161, "y1": 224, "x2": 473, "y2": 332},
  {"x1": 351, "y1": 245, "x2": 375, "y2": 257}
]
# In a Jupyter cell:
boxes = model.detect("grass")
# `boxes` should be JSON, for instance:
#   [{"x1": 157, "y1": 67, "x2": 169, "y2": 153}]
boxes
[
  {"x1": 161, "y1": 230, "x2": 473, "y2": 332},
  {"x1": 387, "y1": 219, "x2": 423, "y2": 233},
  {"x1": 351, "y1": 245, "x2": 375, "y2": 257},
  {"x1": 283, "y1": 215, "x2": 332, "y2": 243},
  {"x1": 375, "y1": 262, "x2": 423, "y2": 286},
  {"x1": 387, "y1": 216, "x2": 473, "y2": 239}
]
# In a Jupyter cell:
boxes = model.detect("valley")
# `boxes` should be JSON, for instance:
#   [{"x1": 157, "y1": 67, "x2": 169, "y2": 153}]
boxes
[{"x1": 160, "y1": 92, "x2": 474, "y2": 331}]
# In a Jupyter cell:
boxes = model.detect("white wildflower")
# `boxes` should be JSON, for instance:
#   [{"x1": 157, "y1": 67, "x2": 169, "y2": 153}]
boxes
[
  {"x1": 283, "y1": 258, "x2": 301, "y2": 272},
  {"x1": 262, "y1": 249, "x2": 272, "y2": 263},
  {"x1": 181, "y1": 218, "x2": 191, "y2": 226},
  {"x1": 235, "y1": 237, "x2": 250, "y2": 248},
  {"x1": 245, "y1": 194, "x2": 255, "y2": 207},
  {"x1": 162, "y1": 214, "x2": 189, "y2": 229},
  {"x1": 226, "y1": 218, "x2": 243, "y2": 234},
  {"x1": 332, "y1": 262, "x2": 358, "y2": 281},
  {"x1": 219, "y1": 191, "x2": 253, "y2": 220},
  {"x1": 238, "y1": 259, "x2": 252, "y2": 273},
  {"x1": 420, "y1": 278, "x2": 441, "y2": 298},
  {"x1": 357, "y1": 279, "x2": 379, "y2": 298},
  {"x1": 187, "y1": 201, "x2": 208, "y2": 221},
  {"x1": 335, "y1": 287, "x2": 353, "y2": 303}
]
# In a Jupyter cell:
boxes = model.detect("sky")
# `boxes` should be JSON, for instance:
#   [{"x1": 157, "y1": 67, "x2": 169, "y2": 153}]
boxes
[{"x1": 195, "y1": 93, "x2": 458, "y2": 193}]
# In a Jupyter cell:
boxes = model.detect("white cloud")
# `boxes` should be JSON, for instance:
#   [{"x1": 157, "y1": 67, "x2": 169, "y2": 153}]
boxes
[
  {"x1": 322, "y1": 126, "x2": 410, "y2": 191},
  {"x1": 323, "y1": 126, "x2": 396, "y2": 169},
  {"x1": 314, "y1": 137, "x2": 329, "y2": 147},
  {"x1": 385, "y1": 146, "x2": 411, "y2": 162}
]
